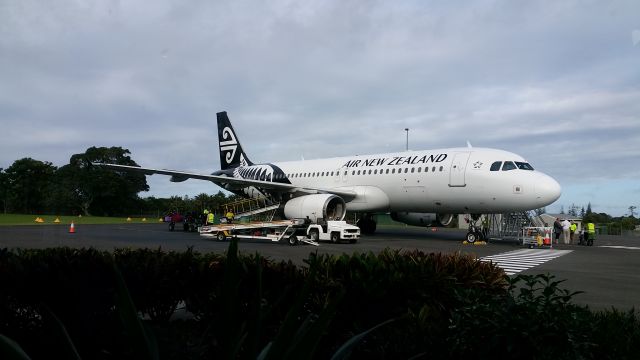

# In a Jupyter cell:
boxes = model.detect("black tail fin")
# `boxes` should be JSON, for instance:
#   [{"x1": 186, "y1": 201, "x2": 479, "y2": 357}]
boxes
[{"x1": 217, "y1": 111, "x2": 253, "y2": 170}]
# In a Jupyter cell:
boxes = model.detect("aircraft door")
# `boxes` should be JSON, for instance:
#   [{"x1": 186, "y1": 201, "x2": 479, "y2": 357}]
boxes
[{"x1": 449, "y1": 152, "x2": 471, "y2": 187}]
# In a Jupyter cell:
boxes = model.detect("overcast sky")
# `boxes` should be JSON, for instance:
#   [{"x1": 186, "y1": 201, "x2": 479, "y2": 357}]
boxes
[{"x1": 1, "y1": 1, "x2": 639, "y2": 216}]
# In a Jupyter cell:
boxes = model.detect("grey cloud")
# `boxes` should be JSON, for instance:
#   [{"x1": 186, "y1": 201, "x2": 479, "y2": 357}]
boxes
[{"x1": 1, "y1": 0, "x2": 639, "y2": 215}]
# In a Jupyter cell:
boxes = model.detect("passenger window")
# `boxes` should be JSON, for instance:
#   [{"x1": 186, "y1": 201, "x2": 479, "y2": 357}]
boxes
[
  {"x1": 432, "y1": 166, "x2": 436, "y2": 172},
  {"x1": 411, "y1": 168, "x2": 415, "y2": 173},
  {"x1": 404, "y1": 168, "x2": 408, "y2": 173},
  {"x1": 357, "y1": 170, "x2": 361, "y2": 175},
  {"x1": 368, "y1": 170, "x2": 372, "y2": 175},
  {"x1": 352, "y1": 171, "x2": 355, "y2": 175},
  {"x1": 374, "y1": 169, "x2": 377, "y2": 174},
  {"x1": 425, "y1": 167, "x2": 429, "y2": 172},
  {"x1": 386, "y1": 169, "x2": 389, "y2": 174},
  {"x1": 439, "y1": 166, "x2": 443, "y2": 171},
  {"x1": 490, "y1": 161, "x2": 502, "y2": 171},
  {"x1": 417, "y1": 167, "x2": 421, "y2": 173},
  {"x1": 502, "y1": 161, "x2": 517, "y2": 171},
  {"x1": 392, "y1": 169, "x2": 396, "y2": 174}
]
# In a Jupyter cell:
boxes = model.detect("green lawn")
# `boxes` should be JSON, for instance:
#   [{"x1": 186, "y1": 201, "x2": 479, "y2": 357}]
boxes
[{"x1": 0, "y1": 214, "x2": 164, "y2": 226}]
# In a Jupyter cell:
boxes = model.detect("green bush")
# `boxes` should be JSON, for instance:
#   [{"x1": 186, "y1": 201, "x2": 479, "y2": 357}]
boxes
[{"x1": 1, "y1": 246, "x2": 639, "y2": 359}]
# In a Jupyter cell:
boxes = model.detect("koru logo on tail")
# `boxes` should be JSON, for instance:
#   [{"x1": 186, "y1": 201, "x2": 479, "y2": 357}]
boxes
[{"x1": 220, "y1": 127, "x2": 238, "y2": 164}]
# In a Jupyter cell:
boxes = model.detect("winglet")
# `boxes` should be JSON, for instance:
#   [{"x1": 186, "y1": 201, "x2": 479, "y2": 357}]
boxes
[{"x1": 217, "y1": 112, "x2": 253, "y2": 170}]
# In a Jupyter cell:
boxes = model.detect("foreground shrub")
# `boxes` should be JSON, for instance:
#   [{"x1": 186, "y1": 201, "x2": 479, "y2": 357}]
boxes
[{"x1": 0, "y1": 245, "x2": 638, "y2": 359}]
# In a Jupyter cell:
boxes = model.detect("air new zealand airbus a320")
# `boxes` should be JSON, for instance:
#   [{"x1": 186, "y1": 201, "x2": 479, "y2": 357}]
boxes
[{"x1": 97, "y1": 111, "x2": 561, "y2": 241}]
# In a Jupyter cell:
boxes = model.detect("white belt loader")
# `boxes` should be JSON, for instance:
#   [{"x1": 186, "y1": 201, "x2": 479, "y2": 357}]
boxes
[{"x1": 199, "y1": 218, "x2": 360, "y2": 246}]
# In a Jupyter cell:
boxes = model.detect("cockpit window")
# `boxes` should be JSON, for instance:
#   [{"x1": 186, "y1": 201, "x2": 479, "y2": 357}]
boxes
[
  {"x1": 515, "y1": 162, "x2": 534, "y2": 170},
  {"x1": 490, "y1": 161, "x2": 502, "y2": 171},
  {"x1": 502, "y1": 161, "x2": 517, "y2": 171}
]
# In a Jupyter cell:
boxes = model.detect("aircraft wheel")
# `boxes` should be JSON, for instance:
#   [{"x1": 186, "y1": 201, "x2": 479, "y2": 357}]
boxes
[
  {"x1": 357, "y1": 218, "x2": 377, "y2": 235},
  {"x1": 216, "y1": 232, "x2": 226, "y2": 242},
  {"x1": 466, "y1": 231, "x2": 477, "y2": 244},
  {"x1": 330, "y1": 232, "x2": 339, "y2": 243},
  {"x1": 288, "y1": 235, "x2": 299, "y2": 246},
  {"x1": 309, "y1": 229, "x2": 320, "y2": 242}
]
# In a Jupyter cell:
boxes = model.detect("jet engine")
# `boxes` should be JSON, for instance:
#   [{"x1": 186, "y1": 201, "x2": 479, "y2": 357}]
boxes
[
  {"x1": 390, "y1": 212, "x2": 454, "y2": 227},
  {"x1": 283, "y1": 194, "x2": 346, "y2": 223}
]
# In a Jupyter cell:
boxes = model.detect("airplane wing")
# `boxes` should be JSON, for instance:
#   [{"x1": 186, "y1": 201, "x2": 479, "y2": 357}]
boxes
[{"x1": 93, "y1": 163, "x2": 358, "y2": 199}]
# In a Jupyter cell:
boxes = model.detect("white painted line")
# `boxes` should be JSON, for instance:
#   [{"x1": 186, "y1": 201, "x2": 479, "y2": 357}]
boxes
[
  {"x1": 599, "y1": 246, "x2": 640, "y2": 250},
  {"x1": 480, "y1": 249, "x2": 572, "y2": 275}
]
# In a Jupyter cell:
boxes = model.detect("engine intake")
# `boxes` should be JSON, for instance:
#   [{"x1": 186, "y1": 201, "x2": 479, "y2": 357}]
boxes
[{"x1": 284, "y1": 194, "x2": 346, "y2": 223}]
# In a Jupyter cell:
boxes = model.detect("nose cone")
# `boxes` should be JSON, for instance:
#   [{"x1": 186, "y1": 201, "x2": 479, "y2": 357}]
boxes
[{"x1": 535, "y1": 173, "x2": 562, "y2": 206}]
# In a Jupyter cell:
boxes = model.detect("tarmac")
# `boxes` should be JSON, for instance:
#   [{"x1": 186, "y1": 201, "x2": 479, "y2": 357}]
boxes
[{"x1": 1, "y1": 223, "x2": 638, "y2": 310}]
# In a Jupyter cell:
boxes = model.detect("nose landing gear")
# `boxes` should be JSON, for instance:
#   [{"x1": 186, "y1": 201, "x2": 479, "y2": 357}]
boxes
[{"x1": 465, "y1": 214, "x2": 486, "y2": 244}]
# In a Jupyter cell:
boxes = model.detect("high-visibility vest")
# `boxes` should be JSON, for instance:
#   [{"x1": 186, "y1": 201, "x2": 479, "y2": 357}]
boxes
[
  {"x1": 570, "y1": 224, "x2": 577, "y2": 232},
  {"x1": 208, "y1": 213, "x2": 214, "y2": 223},
  {"x1": 587, "y1": 223, "x2": 596, "y2": 233}
]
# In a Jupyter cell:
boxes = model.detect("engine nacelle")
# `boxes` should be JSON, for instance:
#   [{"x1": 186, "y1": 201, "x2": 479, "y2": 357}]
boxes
[
  {"x1": 390, "y1": 212, "x2": 454, "y2": 227},
  {"x1": 284, "y1": 194, "x2": 346, "y2": 223}
]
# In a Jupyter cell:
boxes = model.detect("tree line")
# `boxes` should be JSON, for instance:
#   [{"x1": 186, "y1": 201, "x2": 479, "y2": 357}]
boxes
[
  {"x1": 0, "y1": 146, "x2": 238, "y2": 217},
  {"x1": 1, "y1": 147, "x2": 638, "y2": 229},
  {"x1": 560, "y1": 202, "x2": 639, "y2": 233}
]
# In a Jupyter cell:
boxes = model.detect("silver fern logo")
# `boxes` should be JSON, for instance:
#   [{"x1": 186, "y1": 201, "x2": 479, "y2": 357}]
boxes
[{"x1": 220, "y1": 127, "x2": 238, "y2": 164}]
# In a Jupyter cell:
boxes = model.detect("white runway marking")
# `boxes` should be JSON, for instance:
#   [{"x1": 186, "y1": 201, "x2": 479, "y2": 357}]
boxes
[
  {"x1": 480, "y1": 249, "x2": 573, "y2": 275},
  {"x1": 599, "y1": 246, "x2": 640, "y2": 250}
]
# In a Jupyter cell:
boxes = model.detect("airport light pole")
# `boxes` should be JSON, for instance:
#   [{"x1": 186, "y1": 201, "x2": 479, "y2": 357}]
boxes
[{"x1": 405, "y1": 128, "x2": 409, "y2": 151}]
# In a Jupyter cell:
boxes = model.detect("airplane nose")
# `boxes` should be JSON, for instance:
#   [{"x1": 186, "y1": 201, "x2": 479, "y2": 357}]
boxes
[{"x1": 535, "y1": 174, "x2": 562, "y2": 205}]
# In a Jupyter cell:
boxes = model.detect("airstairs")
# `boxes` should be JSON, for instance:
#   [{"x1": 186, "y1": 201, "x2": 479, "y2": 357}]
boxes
[
  {"x1": 220, "y1": 197, "x2": 281, "y2": 221},
  {"x1": 486, "y1": 210, "x2": 545, "y2": 241}
]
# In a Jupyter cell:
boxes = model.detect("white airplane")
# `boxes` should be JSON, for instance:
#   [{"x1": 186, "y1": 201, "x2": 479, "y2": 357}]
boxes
[{"x1": 97, "y1": 111, "x2": 561, "y2": 241}]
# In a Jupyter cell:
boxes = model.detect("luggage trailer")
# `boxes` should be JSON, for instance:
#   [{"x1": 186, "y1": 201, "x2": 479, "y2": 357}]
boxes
[{"x1": 198, "y1": 219, "x2": 360, "y2": 246}]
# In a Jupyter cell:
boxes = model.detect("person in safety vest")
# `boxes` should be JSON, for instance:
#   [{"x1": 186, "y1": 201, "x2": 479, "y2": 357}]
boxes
[
  {"x1": 203, "y1": 209, "x2": 209, "y2": 225},
  {"x1": 586, "y1": 222, "x2": 596, "y2": 246},
  {"x1": 225, "y1": 208, "x2": 234, "y2": 224},
  {"x1": 570, "y1": 222, "x2": 577, "y2": 244},
  {"x1": 207, "y1": 212, "x2": 214, "y2": 225}
]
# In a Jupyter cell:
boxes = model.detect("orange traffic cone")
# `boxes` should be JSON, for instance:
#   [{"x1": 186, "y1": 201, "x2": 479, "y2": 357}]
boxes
[{"x1": 69, "y1": 222, "x2": 76, "y2": 234}]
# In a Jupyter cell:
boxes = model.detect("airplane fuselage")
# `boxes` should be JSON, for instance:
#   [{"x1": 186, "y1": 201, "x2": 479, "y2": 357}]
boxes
[{"x1": 223, "y1": 147, "x2": 561, "y2": 215}]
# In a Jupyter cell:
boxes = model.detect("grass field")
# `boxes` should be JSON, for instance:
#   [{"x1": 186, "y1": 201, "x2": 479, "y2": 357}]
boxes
[{"x1": 0, "y1": 214, "x2": 164, "y2": 226}]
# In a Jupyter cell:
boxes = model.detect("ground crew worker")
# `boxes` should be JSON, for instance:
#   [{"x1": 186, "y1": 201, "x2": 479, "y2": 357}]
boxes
[
  {"x1": 203, "y1": 209, "x2": 209, "y2": 224},
  {"x1": 561, "y1": 218, "x2": 571, "y2": 244},
  {"x1": 207, "y1": 211, "x2": 214, "y2": 225},
  {"x1": 226, "y1": 208, "x2": 234, "y2": 224},
  {"x1": 553, "y1": 218, "x2": 562, "y2": 244},
  {"x1": 587, "y1": 222, "x2": 596, "y2": 245},
  {"x1": 570, "y1": 222, "x2": 577, "y2": 244}
]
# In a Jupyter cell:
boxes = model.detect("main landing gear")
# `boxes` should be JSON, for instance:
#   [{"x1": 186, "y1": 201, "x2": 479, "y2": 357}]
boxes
[{"x1": 357, "y1": 214, "x2": 377, "y2": 235}]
